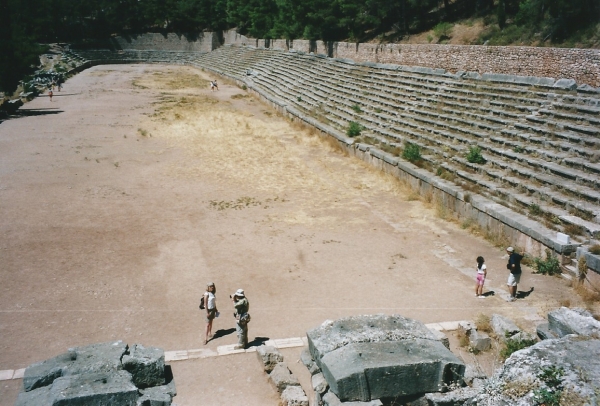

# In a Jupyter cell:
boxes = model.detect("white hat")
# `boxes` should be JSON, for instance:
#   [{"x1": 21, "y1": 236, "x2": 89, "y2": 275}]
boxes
[
  {"x1": 506, "y1": 247, "x2": 514, "y2": 252},
  {"x1": 234, "y1": 289, "x2": 245, "y2": 297}
]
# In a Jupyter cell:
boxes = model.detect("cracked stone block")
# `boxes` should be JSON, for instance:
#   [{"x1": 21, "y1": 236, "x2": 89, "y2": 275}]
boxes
[
  {"x1": 63, "y1": 341, "x2": 129, "y2": 377},
  {"x1": 469, "y1": 330, "x2": 491, "y2": 352},
  {"x1": 23, "y1": 341, "x2": 129, "y2": 393},
  {"x1": 281, "y1": 385, "x2": 309, "y2": 406},
  {"x1": 312, "y1": 372, "x2": 328, "y2": 394},
  {"x1": 320, "y1": 340, "x2": 464, "y2": 402},
  {"x1": 122, "y1": 344, "x2": 165, "y2": 388},
  {"x1": 138, "y1": 375, "x2": 177, "y2": 406},
  {"x1": 458, "y1": 321, "x2": 476, "y2": 336},
  {"x1": 307, "y1": 315, "x2": 446, "y2": 367},
  {"x1": 474, "y1": 335, "x2": 600, "y2": 404},
  {"x1": 491, "y1": 314, "x2": 520, "y2": 340},
  {"x1": 463, "y1": 365, "x2": 487, "y2": 386},
  {"x1": 50, "y1": 370, "x2": 138, "y2": 405},
  {"x1": 424, "y1": 386, "x2": 480, "y2": 405},
  {"x1": 300, "y1": 348, "x2": 319, "y2": 375},
  {"x1": 15, "y1": 385, "x2": 53, "y2": 406},
  {"x1": 536, "y1": 322, "x2": 558, "y2": 340},
  {"x1": 308, "y1": 315, "x2": 464, "y2": 402},
  {"x1": 255, "y1": 346, "x2": 284, "y2": 373},
  {"x1": 322, "y1": 391, "x2": 383, "y2": 406},
  {"x1": 427, "y1": 327, "x2": 449, "y2": 349},
  {"x1": 268, "y1": 362, "x2": 299, "y2": 393},
  {"x1": 548, "y1": 307, "x2": 600, "y2": 338},
  {"x1": 22, "y1": 352, "x2": 72, "y2": 392}
]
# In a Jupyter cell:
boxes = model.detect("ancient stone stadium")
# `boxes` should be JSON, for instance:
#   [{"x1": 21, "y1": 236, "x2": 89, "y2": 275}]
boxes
[
  {"x1": 4, "y1": 30, "x2": 600, "y2": 405},
  {"x1": 67, "y1": 32, "x2": 600, "y2": 278}
]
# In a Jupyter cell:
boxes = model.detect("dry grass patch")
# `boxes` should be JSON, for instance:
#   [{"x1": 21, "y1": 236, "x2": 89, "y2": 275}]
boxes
[{"x1": 133, "y1": 68, "x2": 208, "y2": 91}]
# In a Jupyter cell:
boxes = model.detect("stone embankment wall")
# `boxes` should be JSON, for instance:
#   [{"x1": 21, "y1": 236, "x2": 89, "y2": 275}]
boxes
[
  {"x1": 218, "y1": 30, "x2": 600, "y2": 87},
  {"x1": 112, "y1": 31, "x2": 600, "y2": 86}
]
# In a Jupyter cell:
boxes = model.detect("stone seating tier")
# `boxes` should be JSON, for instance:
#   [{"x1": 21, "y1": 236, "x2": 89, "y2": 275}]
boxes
[{"x1": 69, "y1": 46, "x2": 600, "y2": 242}]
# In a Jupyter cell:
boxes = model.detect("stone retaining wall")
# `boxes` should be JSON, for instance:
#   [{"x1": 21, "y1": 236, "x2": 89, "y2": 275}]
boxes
[{"x1": 113, "y1": 31, "x2": 600, "y2": 86}]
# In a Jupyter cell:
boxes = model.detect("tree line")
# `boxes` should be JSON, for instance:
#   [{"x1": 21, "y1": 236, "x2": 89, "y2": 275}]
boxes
[{"x1": 1, "y1": 0, "x2": 599, "y2": 93}]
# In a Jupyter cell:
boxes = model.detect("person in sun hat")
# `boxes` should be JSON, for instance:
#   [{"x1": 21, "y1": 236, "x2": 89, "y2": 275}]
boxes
[
  {"x1": 506, "y1": 247, "x2": 523, "y2": 301},
  {"x1": 231, "y1": 288, "x2": 249, "y2": 349}
]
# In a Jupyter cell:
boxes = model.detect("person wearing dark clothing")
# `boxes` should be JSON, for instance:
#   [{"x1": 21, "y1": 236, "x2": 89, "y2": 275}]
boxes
[{"x1": 506, "y1": 246, "x2": 523, "y2": 301}]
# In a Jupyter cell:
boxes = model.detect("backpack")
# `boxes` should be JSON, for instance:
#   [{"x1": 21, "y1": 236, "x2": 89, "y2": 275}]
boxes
[{"x1": 199, "y1": 295, "x2": 205, "y2": 310}]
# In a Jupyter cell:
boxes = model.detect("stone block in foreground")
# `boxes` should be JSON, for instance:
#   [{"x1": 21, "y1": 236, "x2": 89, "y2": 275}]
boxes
[
  {"x1": 17, "y1": 341, "x2": 175, "y2": 406},
  {"x1": 319, "y1": 339, "x2": 464, "y2": 402},
  {"x1": 547, "y1": 307, "x2": 600, "y2": 338},
  {"x1": 307, "y1": 314, "x2": 446, "y2": 366},
  {"x1": 307, "y1": 315, "x2": 464, "y2": 402},
  {"x1": 121, "y1": 344, "x2": 165, "y2": 388},
  {"x1": 473, "y1": 335, "x2": 600, "y2": 404},
  {"x1": 281, "y1": 385, "x2": 309, "y2": 406}
]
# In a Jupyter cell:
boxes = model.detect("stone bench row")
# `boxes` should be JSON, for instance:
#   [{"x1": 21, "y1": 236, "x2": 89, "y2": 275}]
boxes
[
  {"x1": 69, "y1": 47, "x2": 600, "y2": 235},
  {"x1": 255, "y1": 53, "x2": 599, "y2": 150},
  {"x1": 241, "y1": 58, "x2": 600, "y2": 202}
]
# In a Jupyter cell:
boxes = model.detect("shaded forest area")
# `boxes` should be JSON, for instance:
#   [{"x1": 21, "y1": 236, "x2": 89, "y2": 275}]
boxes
[{"x1": 1, "y1": 0, "x2": 600, "y2": 93}]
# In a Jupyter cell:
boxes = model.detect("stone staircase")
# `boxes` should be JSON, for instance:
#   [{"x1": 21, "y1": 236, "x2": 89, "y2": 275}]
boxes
[{"x1": 70, "y1": 46, "x2": 600, "y2": 271}]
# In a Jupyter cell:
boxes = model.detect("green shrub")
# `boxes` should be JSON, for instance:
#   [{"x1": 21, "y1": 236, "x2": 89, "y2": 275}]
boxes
[
  {"x1": 529, "y1": 204, "x2": 542, "y2": 216},
  {"x1": 433, "y1": 22, "x2": 453, "y2": 40},
  {"x1": 534, "y1": 249, "x2": 561, "y2": 275},
  {"x1": 402, "y1": 142, "x2": 421, "y2": 163},
  {"x1": 466, "y1": 146, "x2": 486, "y2": 164},
  {"x1": 500, "y1": 337, "x2": 536, "y2": 360},
  {"x1": 351, "y1": 104, "x2": 362, "y2": 113},
  {"x1": 347, "y1": 121, "x2": 362, "y2": 137},
  {"x1": 533, "y1": 366, "x2": 564, "y2": 406}
]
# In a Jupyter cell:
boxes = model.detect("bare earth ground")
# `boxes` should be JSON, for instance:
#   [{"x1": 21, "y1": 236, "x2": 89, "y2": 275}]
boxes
[{"x1": 0, "y1": 65, "x2": 595, "y2": 405}]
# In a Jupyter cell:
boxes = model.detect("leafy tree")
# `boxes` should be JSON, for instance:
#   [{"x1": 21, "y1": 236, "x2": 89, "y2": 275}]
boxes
[{"x1": 0, "y1": 0, "x2": 45, "y2": 94}]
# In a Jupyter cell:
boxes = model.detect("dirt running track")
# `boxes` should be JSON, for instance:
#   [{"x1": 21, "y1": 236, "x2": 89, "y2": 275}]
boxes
[{"x1": 0, "y1": 65, "x2": 590, "y2": 405}]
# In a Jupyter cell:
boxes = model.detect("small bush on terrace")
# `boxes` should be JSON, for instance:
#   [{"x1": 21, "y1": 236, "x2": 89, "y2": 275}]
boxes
[
  {"x1": 466, "y1": 146, "x2": 486, "y2": 164},
  {"x1": 534, "y1": 249, "x2": 561, "y2": 276},
  {"x1": 590, "y1": 244, "x2": 600, "y2": 255},
  {"x1": 500, "y1": 336, "x2": 536, "y2": 360},
  {"x1": 347, "y1": 121, "x2": 362, "y2": 137},
  {"x1": 433, "y1": 22, "x2": 453, "y2": 40},
  {"x1": 402, "y1": 142, "x2": 421, "y2": 163},
  {"x1": 351, "y1": 104, "x2": 362, "y2": 113}
]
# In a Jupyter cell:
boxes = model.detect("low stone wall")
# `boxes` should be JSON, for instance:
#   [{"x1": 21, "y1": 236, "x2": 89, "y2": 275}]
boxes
[
  {"x1": 122, "y1": 30, "x2": 600, "y2": 86},
  {"x1": 333, "y1": 43, "x2": 600, "y2": 87}
]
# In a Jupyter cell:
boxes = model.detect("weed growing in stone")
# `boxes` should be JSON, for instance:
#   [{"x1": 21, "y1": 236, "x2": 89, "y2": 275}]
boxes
[
  {"x1": 351, "y1": 104, "x2": 362, "y2": 113},
  {"x1": 499, "y1": 337, "x2": 536, "y2": 360},
  {"x1": 533, "y1": 366, "x2": 564, "y2": 406},
  {"x1": 529, "y1": 203, "x2": 542, "y2": 216},
  {"x1": 402, "y1": 142, "x2": 421, "y2": 163},
  {"x1": 347, "y1": 121, "x2": 362, "y2": 137},
  {"x1": 590, "y1": 244, "x2": 600, "y2": 255},
  {"x1": 533, "y1": 249, "x2": 561, "y2": 275},
  {"x1": 466, "y1": 146, "x2": 486, "y2": 164}
]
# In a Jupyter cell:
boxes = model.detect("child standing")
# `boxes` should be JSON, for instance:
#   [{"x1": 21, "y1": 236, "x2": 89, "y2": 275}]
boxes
[{"x1": 475, "y1": 256, "x2": 487, "y2": 298}]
